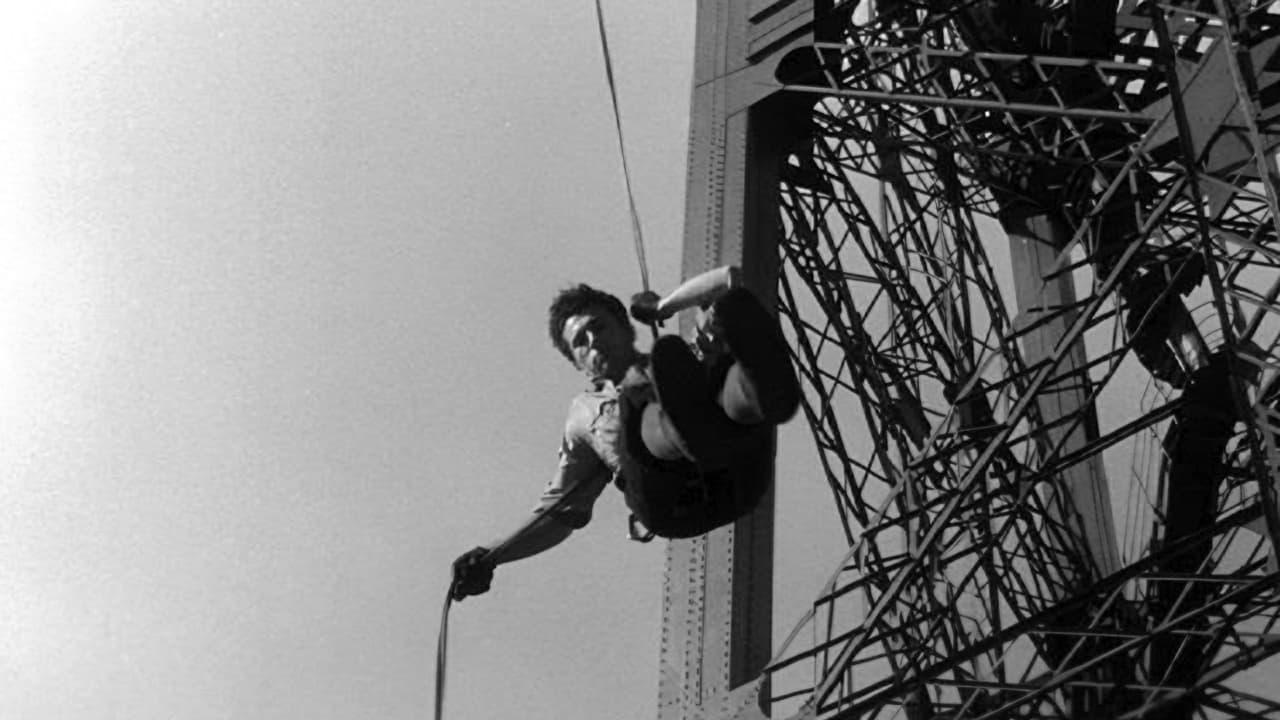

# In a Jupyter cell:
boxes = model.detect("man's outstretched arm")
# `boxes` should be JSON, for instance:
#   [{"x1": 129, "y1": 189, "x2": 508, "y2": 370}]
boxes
[
  {"x1": 487, "y1": 446, "x2": 608, "y2": 565},
  {"x1": 452, "y1": 505, "x2": 581, "y2": 601},
  {"x1": 451, "y1": 424, "x2": 609, "y2": 600},
  {"x1": 483, "y1": 510, "x2": 577, "y2": 565},
  {"x1": 451, "y1": 507, "x2": 581, "y2": 601}
]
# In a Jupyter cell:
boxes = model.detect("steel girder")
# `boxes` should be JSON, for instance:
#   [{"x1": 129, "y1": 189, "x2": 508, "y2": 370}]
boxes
[{"x1": 748, "y1": 2, "x2": 1280, "y2": 718}]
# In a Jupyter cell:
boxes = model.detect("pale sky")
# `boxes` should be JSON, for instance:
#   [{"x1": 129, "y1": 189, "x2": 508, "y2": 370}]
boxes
[
  {"x1": 1, "y1": 3, "x2": 842, "y2": 719},
  {"x1": 9, "y1": 2, "x2": 1277, "y2": 719}
]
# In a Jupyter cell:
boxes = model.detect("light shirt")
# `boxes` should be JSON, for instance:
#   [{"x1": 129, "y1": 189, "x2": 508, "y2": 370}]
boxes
[{"x1": 533, "y1": 360, "x2": 652, "y2": 528}]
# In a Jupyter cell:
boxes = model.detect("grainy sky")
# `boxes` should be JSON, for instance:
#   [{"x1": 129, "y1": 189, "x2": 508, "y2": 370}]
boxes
[
  {"x1": 12, "y1": 2, "x2": 1270, "y2": 719},
  {"x1": 1, "y1": 2, "x2": 844, "y2": 719}
]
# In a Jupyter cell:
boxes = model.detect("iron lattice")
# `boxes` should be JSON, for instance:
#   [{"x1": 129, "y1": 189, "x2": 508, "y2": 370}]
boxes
[{"x1": 759, "y1": 2, "x2": 1280, "y2": 718}]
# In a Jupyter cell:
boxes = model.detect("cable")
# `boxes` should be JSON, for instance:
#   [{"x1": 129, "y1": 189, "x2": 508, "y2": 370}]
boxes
[
  {"x1": 593, "y1": 0, "x2": 651, "y2": 295},
  {"x1": 438, "y1": 13, "x2": 658, "y2": 714},
  {"x1": 433, "y1": 484, "x2": 592, "y2": 720},
  {"x1": 433, "y1": 588, "x2": 453, "y2": 720}
]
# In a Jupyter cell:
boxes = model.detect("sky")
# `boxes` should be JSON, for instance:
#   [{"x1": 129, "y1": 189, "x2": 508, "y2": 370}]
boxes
[
  {"x1": 0, "y1": 2, "x2": 848, "y2": 719},
  {"x1": 7, "y1": 1, "x2": 1278, "y2": 719}
]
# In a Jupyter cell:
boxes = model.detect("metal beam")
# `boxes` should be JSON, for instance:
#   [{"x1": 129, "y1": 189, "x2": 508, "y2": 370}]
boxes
[{"x1": 659, "y1": 1, "x2": 820, "y2": 717}]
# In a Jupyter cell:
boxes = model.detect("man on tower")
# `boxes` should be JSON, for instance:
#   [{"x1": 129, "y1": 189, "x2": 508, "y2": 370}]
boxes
[{"x1": 450, "y1": 265, "x2": 799, "y2": 600}]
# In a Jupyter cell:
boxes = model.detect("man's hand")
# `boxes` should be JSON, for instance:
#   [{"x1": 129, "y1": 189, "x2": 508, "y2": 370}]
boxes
[
  {"x1": 450, "y1": 547, "x2": 495, "y2": 601},
  {"x1": 630, "y1": 290, "x2": 667, "y2": 325}
]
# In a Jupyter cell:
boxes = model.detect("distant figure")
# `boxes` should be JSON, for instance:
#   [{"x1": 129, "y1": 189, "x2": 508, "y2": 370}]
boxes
[{"x1": 451, "y1": 265, "x2": 800, "y2": 600}]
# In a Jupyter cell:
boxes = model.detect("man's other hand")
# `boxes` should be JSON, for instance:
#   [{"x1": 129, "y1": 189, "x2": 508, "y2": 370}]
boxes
[
  {"x1": 450, "y1": 547, "x2": 495, "y2": 600},
  {"x1": 630, "y1": 291, "x2": 665, "y2": 325}
]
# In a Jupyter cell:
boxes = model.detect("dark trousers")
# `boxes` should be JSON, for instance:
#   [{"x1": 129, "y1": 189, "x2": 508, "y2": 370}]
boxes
[{"x1": 619, "y1": 398, "x2": 772, "y2": 539}]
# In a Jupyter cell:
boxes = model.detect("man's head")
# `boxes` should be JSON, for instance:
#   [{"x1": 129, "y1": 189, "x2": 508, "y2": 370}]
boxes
[{"x1": 549, "y1": 284, "x2": 636, "y2": 382}]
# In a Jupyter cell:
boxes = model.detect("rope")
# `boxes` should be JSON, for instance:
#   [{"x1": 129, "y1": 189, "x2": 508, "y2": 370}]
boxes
[
  {"x1": 433, "y1": 589, "x2": 454, "y2": 720},
  {"x1": 432, "y1": 485, "x2": 591, "y2": 720},
  {"x1": 436, "y1": 11, "x2": 659, "y2": 718},
  {"x1": 593, "y1": 0, "x2": 651, "y2": 295}
]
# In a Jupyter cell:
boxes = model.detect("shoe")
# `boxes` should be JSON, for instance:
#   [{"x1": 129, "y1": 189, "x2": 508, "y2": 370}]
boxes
[
  {"x1": 710, "y1": 288, "x2": 800, "y2": 423},
  {"x1": 650, "y1": 335, "x2": 735, "y2": 470}
]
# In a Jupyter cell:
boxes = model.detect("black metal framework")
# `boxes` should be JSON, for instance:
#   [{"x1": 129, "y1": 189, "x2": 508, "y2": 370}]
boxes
[{"x1": 751, "y1": 2, "x2": 1280, "y2": 718}]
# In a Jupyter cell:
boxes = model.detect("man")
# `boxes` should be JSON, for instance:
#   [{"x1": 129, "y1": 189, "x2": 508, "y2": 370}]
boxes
[{"x1": 451, "y1": 265, "x2": 799, "y2": 600}]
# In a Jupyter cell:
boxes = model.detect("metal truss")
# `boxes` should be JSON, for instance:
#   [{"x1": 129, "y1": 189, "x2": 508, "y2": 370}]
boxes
[{"x1": 751, "y1": 2, "x2": 1280, "y2": 718}]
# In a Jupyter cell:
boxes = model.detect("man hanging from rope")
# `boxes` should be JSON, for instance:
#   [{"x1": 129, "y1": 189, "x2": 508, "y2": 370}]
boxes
[{"x1": 450, "y1": 266, "x2": 800, "y2": 600}]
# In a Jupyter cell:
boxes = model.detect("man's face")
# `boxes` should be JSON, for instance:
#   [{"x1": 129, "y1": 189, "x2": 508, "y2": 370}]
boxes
[{"x1": 561, "y1": 305, "x2": 634, "y2": 381}]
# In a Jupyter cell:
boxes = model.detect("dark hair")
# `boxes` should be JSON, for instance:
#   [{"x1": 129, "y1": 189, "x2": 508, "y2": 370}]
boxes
[{"x1": 548, "y1": 284, "x2": 633, "y2": 361}]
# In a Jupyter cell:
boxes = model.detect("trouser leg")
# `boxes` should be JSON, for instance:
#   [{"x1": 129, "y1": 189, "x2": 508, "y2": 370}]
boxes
[
  {"x1": 706, "y1": 288, "x2": 800, "y2": 424},
  {"x1": 639, "y1": 402, "x2": 688, "y2": 461},
  {"x1": 647, "y1": 286, "x2": 800, "y2": 468},
  {"x1": 648, "y1": 335, "x2": 737, "y2": 469},
  {"x1": 622, "y1": 396, "x2": 771, "y2": 539}
]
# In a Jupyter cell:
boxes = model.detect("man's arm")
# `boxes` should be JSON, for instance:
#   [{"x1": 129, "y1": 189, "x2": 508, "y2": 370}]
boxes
[
  {"x1": 483, "y1": 510, "x2": 576, "y2": 565},
  {"x1": 451, "y1": 408, "x2": 610, "y2": 600},
  {"x1": 451, "y1": 488, "x2": 592, "y2": 601},
  {"x1": 451, "y1": 495, "x2": 585, "y2": 601},
  {"x1": 649, "y1": 265, "x2": 740, "y2": 320},
  {"x1": 479, "y1": 463, "x2": 604, "y2": 566}
]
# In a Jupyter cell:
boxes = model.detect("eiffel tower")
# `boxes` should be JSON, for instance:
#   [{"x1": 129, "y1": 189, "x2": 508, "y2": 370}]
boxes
[{"x1": 660, "y1": 2, "x2": 1280, "y2": 718}]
